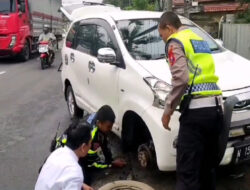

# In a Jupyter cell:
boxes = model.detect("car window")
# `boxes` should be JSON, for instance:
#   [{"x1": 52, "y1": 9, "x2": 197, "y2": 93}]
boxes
[
  {"x1": 75, "y1": 24, "x2": 96, "y2": 56},
  {"x1": 116, "y1": 18, "x2": 222, "y2": 61},
  {"x1": 96, "y1": 25, "x2": 116, "y2": 55},
  {"x1": 0, "y1": 0, "x2": 16, "y2": 13},
  {"x1": 66, "y1": 23, "x2": 78, "y2": 49},
  {"x1": 180, "y1": 18, "x2": 220, "y2": 51},
  {"x1": 116, "y1": 19, "x2": 163, "y2": 60}
]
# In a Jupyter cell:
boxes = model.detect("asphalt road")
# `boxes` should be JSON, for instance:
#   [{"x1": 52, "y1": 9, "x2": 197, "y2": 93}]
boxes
[{"x1": 0, "y1": 53, "x2": 250, "y2": 190}]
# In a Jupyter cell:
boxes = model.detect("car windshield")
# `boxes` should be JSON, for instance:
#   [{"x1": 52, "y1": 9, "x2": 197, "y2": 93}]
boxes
[
  {"x1": 0, "y1": 0, "x2": 16, "y2": 14},
  {"x1": 116, "y1": 18, "x2": 221, "y2": 60}
]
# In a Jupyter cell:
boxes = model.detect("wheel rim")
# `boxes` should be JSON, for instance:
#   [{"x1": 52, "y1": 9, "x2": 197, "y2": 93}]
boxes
[
  {"x1": 138, "y1": 150, "x2": 149, "y2": 168},
  {"x1": 67, "y1": 91, "x2": 75, "y2": 117}
]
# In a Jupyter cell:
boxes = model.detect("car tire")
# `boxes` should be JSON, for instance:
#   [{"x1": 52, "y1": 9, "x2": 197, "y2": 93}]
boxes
[
  {"x1": 66, "y1": 85, "x2": 83, "y2": 119},
  {"x1": 99, "y1": 180, "x2": 154, "y2": 190},
  {"x1": 19, "y1": 40, "x2": 30, "y2": 61}
]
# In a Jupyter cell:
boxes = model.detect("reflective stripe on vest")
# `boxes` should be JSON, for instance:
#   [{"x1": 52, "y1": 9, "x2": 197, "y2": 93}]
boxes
[
  {"x1": 88, "y1": 126, "x2": 98, "y2": 155},
  {"x1": 166, "y1": 29, "x2": 222, "y2": 96},
  {"x1": 56, "y1": 135, "x2": 67, "y2": 148},
  {"x1": 88, "y1": 162, "x2": 112, "y2": 169},
  {"x1": 185, "y1": 83, "x2": 220, "y2": 95}
]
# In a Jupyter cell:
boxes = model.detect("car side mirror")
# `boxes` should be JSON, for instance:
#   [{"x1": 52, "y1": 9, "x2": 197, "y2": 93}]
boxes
[
  {"x1": 215, "y1": 39, "x2": 223, "y2": 47},
  {"x1": 97, "y1": 48, "x2": 118, "y2": 66}
]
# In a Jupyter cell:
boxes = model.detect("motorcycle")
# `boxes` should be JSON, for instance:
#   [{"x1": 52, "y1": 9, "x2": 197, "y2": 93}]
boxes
[{"x1": 38, "y1": 41, "x2": 54, "y2": 70}]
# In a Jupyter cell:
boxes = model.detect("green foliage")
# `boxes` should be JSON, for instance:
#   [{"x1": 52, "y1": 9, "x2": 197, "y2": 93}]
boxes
[
  {"x1": 103, "y1": 0, "x2": 124, "y2": 7},
  {"x1": 236, "y1": 9, "x2": 250, "y2": 23},
  {"x1": 104, "y1": 0, "x2": 157, "y2": 11},
  {"x1": 125, "y1": 0, "x2": 156, "y2": 10}
]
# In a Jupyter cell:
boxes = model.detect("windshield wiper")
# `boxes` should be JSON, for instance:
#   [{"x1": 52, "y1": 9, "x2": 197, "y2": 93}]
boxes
[
  {"x1": 154, "y1": 54, "x2": 166, "y2": 60},
  {"x1": 210, "y1": 47, "x2": 220, "y2": 52}
]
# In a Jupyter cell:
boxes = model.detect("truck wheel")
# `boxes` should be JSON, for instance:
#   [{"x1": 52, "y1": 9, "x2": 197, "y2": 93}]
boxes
[
  {"x1": 20, "y1": 40, "x2": 30, "y2": 61},
  {"x1": 66, "y1": 86, "x2": 83, "y2": 119},
  {"x1": 99, "y1": 180, "x2": 154, "y2": 190}
]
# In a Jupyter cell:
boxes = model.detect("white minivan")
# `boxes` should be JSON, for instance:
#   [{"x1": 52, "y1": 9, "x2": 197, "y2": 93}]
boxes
[{"x1": 61, "y1": 8, "x2": 250, "y2": 171}]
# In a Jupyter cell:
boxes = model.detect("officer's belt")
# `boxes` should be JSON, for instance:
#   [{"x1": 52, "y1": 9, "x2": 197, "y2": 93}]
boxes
[
  {"x1": 189, "y1": 96, "x2": 223, "y2": 109},
  {"x1": 185, "y1": 83, "x2": 220, "y2": 94}
]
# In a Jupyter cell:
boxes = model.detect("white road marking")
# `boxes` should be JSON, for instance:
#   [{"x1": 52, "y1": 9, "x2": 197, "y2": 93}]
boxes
[{"x1": 0, "y1": 71, "x2": 6, "y2": 75}]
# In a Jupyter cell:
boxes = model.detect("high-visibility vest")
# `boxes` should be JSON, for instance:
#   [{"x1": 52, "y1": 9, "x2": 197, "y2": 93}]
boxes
[
  {"x1": 88, "y1": 126, "x2": 98, "y2": 155},
  {"x1": 166, "y1": 29, "x2": 222, "y2": 96},
  {"x1": 56, "y1": 126, "x2": 111, "y2": 169},
  {"x1": 87, "y1": 126, "x2": 112, "y2": 169}
]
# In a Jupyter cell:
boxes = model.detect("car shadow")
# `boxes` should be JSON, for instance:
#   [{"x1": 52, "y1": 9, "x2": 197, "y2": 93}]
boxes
[{"x1": 0, "y1": 53, "x2": 40, "y2": 64}]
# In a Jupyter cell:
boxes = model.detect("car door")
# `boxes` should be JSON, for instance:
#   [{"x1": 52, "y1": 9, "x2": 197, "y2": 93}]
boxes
[
  {"x1": 70, "y1": 24, "x2": 97, "y2": 111},
  {"x1": 84, "y1": 19, "x2": 124, "y2": 117},
  {"x1": 64, "y1": 22, "x2": 82, "y2": 99}
]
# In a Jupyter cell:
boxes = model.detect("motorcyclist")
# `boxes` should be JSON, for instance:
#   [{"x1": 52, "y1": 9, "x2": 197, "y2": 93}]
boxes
[{"x1": 39, "y1": 24, "x2": 56, "y2": 60}]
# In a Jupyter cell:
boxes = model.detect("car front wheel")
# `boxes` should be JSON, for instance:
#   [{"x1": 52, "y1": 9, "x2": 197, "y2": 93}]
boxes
[{"x1": 66, "y1": 86, "x2": 83, "y2": 119}]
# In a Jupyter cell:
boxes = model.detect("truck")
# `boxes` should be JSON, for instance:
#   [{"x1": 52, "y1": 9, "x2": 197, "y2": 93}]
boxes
[{"x1": 0, "y1": 0, "x2": 64, "y2": 61}]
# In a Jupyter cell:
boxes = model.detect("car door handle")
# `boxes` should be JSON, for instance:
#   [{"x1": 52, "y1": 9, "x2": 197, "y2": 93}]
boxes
[
  {"x1": 88, "y1": 61, "x2": 95, "y2": 73},
  {"x1": 70, "y1": 53, "x2": 75, "y2": 63}
]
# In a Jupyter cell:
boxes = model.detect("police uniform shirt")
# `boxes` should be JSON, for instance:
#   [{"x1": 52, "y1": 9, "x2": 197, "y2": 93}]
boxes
[
  {"x1": 164, "y1": 26, "x2": 189, "y2": 116},
  {"x1": 35, "y1": 146, "x2": 83, "y2": 190}
]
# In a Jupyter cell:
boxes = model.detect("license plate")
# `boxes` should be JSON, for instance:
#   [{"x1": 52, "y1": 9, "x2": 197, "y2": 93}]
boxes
[
  {"x1": 233, "y1": 141, "x2": 250, "y2": 164},
  {"x1": 39, "y1": 46, "x2": 48, "y2": 53}
]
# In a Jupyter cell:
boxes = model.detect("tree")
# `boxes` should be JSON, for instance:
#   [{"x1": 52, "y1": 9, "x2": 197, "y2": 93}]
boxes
[
  {"x1": 103, "y1": 0, "x2": 130, "y2": 8},
  {"x1": 104, "y1": 0, "x2": 159, "y2": 10},
  {"x1": 103, "y1": 0, "x2": 171, "y2": 11},
  {"x1": 236, "y1": 0, "x2": 250, "y2": 23},
  {"x1": 124, "y1": 0, "x2": 155, "y2": 10}
]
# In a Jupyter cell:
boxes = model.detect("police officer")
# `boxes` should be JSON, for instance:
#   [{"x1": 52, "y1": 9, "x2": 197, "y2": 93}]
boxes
[{"x1": 158, "y1": 12, "x2": 223, "y2": 190}]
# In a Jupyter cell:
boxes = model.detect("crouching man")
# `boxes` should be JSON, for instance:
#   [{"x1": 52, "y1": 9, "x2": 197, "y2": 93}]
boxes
[{"x1": 35, "y1": 124, "x2": 93, "y2": 190}]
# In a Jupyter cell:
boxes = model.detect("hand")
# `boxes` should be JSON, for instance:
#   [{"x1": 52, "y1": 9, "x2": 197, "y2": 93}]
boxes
[
  {"x1": 162, "y1": 114, "x2": 171, "y2": 131},
  {"x1": 82, "y1": 183, "x2": 94, "y2": 190},
  {"x1": 112, "y1": 158, "x2": 127, "y2": 168}
]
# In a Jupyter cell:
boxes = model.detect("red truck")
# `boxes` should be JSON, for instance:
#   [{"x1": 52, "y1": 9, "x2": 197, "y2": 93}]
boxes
[{"x1": 0, "y1": 0, "x2": 63, "y2": 61}]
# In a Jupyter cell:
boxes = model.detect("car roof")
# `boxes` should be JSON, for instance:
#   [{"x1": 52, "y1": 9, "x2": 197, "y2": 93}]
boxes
[
  {"x1": 73, "y1": 9, "x2": 185, "y2": 24},
  {"x1": 73, "y1": 10, "x2": 163, "y2": 22},
  {"x1": 109, "y1": 10, "x2": 163, "y2": 21}
]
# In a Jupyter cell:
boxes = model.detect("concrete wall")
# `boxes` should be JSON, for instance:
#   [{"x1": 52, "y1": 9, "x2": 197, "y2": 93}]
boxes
[{"x1": 222, "y1": 23, "x2": 250, "y2": 60}]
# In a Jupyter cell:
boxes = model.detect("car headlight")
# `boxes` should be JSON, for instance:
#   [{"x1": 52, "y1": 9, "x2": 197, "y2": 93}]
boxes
[
  {"x1": 144, "y1": 77, "x2": 172, "y2": 109},
  {"x1": 9, "y1": 35, "x2": 17, "y2": 48}
]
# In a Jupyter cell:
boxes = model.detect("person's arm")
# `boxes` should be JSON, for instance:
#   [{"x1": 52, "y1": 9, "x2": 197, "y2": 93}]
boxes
[
  {"x1": 38, "y1": 34, "x2": 43, "y2": 42},
  {"x1": 50, "y1": 33, "x2": 56, "y2": 41},
  {"x1": 162, "y1": 41, "x2": 189, "y2": 130},
  {"x1": 61, "y1": 166, "x2": 83, "y2": 190},
  {"x1": 164, "y1": 41, "x2": 189, "y2": 115},
  {"x1": 63, "y1": 177, "x2": 83, "y2": 190},
  {"x1": 101, "y1": 135, "x2": 126, "y2": 168},
  {"x1": 101, "y1": 136, "x2": 113, "y2": 165},
  {"x1": 82, "y1": 183, "x2": 94, "y2": 190}
]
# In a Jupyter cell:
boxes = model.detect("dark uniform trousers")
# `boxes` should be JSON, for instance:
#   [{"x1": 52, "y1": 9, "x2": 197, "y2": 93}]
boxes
[{"x1": 176, "y1": 106, "x2": 222, "y2": 190}]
